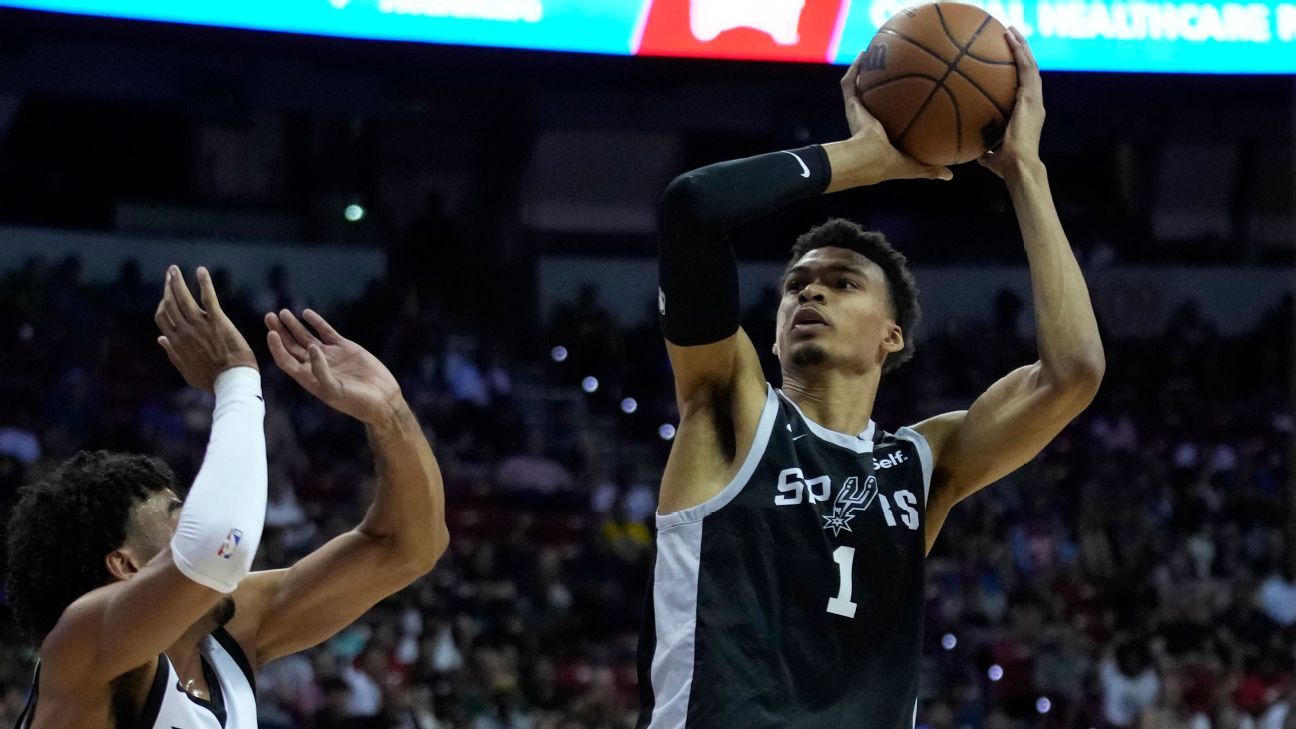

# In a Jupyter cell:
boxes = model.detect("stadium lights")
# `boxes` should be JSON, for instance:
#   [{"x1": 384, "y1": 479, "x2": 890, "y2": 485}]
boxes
[
  {"x1": 940, "y1": 633, "x2": 957, "y2": 650},
  {"x1": 550, "y1": 346, "x2": 568, "y2": 362},
  {"x1": 344, "y1": 204, "x2": 365, "y2": 222},
  {"x1": 658, "y1": 424, "x2": 676, "y2": 441},
  {"x1": 1036, "y1": 698, "x2": 1052, "y2": 714},
  {"x1": 620, "y1": 398, "x2": 638, "y2": 414},
  {"x1": 581, "y1": 376, "x2": 599, "y2": 393},
  {"x1": 987, "y1": 665, "x2": 1003, "y2": 682}
]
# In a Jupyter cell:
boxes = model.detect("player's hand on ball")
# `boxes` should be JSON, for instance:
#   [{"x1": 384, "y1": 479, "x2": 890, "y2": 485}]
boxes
[
  {"x1": 265, "y1": 308, "x2": 404, "y2": 426},
  {"x1": 980, "y1": 27, "x2": 1044, "y2": 179},
  {"x1": 833, "y1": 50, "x2": 953, "y2": 188},
  {"x1": 155, "y1": 265, "x2": 258, "y2": 392}
]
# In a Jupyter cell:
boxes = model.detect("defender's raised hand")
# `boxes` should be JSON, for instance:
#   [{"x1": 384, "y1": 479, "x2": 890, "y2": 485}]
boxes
[
  {"x1": 980, "y1": 27, "x2": 1045, "y2": 179},
  {"x1": 265, "y1": 308, "x2": 403, "y2": 426},
  {"x1": 155, "y1": 265, "x2": 257, "y2": 392}
]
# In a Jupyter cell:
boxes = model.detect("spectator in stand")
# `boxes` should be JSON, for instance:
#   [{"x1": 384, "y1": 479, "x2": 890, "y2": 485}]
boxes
[{"x1": 1103, "y1": 641, "x2": 1163, "y2": 727}]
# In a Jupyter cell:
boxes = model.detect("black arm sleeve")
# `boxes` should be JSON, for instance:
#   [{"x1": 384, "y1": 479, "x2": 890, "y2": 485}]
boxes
[{"x1": 658, "y1": 144, "x2": 831, "y2": 346}]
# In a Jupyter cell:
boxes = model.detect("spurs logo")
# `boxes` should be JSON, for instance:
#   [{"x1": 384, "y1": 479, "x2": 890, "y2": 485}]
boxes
[{"x1": 822, "y1": 476, "x2": 878, "y2": 536}]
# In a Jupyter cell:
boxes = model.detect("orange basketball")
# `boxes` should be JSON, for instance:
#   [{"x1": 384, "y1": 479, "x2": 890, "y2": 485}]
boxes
[{"x1": 856, "y1": 3, "x2": 1019, "y2": 166}]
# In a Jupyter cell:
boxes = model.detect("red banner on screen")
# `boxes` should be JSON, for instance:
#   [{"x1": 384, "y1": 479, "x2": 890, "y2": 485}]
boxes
[{"x1": 634, "y1": 0, "x2": 850, "y2": 63}]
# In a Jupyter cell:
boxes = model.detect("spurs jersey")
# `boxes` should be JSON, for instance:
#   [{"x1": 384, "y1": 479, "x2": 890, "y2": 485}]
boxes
[
  {"x1": 15, "y1": 628, "x2": 257, "y2": 729},
  {"x1": 639, "y1": 385, "x2": 933, "y2": 729}
]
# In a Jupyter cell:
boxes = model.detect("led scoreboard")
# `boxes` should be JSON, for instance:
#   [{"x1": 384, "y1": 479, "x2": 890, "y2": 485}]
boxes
[{"x1": 1, "y1": 0, "x2": 1293, "y2": 73}]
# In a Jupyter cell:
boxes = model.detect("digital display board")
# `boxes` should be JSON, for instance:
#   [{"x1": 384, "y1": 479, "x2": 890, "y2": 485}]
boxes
[{"x1": 1, "y1": 0, "x2": 1293, "y2": 73}]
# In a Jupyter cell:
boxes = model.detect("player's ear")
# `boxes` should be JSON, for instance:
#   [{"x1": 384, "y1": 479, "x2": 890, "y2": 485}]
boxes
[
  {"x1": 105, "y1": 548, "x2": 143, "y2": 582},
  {"x1": 882, "y1": 323, "x2": 903, "y2": 355},
  {"x1": 772, "y1": 342, "x2": 780, "y2": 357}
]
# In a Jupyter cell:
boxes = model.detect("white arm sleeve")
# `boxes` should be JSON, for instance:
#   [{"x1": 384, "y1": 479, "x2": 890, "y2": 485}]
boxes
[{"x1": 170, "y1": 366, "x2": 268, "y2": 593}]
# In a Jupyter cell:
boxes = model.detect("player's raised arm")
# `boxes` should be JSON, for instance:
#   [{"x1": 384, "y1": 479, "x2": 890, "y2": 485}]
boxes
[
  {"x1": 657, "y1": 52, "x2": 949, "y2": 513},
  {"x1": 916, "y1": 29, "x2": 1105, "y2": 550},
  {"x1": 223, "y1": 309, "x2": 449, "y2": 666},
  {"x1": 37, "y1": 265, "x2": 267, "y2": 684}
]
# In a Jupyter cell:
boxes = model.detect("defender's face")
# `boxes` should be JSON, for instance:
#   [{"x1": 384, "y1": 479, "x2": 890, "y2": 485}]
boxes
[
  {"x1": 124, "y1": 489, "x2": 183, "y2": 564},
  {"x1": 774, "y1": 247, "x2": 902, "y2": 375}
]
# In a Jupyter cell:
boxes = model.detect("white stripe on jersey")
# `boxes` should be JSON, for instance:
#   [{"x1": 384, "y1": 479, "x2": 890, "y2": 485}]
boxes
[
  {"x1": 892, "y1": 427, "x2": 935, "y2": 506},
  {"x1": 647, "y1": 386, "x2": 779, "y2": 728}
]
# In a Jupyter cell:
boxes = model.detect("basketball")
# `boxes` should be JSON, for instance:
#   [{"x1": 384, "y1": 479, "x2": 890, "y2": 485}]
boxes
[{"x1": 856, "y1": 3, "x2": 1019, "y2": 166}]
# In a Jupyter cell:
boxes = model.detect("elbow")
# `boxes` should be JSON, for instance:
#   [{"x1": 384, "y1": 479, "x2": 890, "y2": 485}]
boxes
[
  {"x1": 428, "y1": 524, "x2": 451, "y2": 568},
  {"x1": 361, "y1": 522, "x2": 449, "y2": 584},
  {"x1": 1078, "y1": 348, "x2": 1107, "y2": 391},
  {"x1": 399, "y1": 524, "x2": 450, "y2": 578},
  {"x1": 660, "y1": 172, "x2": 710, "y2": 234},
  {"x1": 1054, "y1": 352, "x2": 1105, "y2": 406}
]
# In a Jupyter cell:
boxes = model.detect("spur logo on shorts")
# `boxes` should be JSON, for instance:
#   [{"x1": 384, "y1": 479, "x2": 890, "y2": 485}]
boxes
[{"x1": 216, "y1": 528, "x2": 244, "y2": 559}]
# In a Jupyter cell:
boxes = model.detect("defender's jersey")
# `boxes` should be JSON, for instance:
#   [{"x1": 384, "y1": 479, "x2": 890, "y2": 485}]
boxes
[
  {"x1": 638, "y1": 386, "x2": 933, "y2": 729},
  {"x1": 15, "y1": 628, "x2": 258, "y2": 729}
]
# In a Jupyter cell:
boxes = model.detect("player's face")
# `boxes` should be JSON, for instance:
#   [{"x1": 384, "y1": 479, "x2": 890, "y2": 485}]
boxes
[
  {"x1": 123, "y1": 489, "x2": 184, "y2": 565},
  {"x1": 774, "y1": 247, "x2": 903, "y2": 374}
]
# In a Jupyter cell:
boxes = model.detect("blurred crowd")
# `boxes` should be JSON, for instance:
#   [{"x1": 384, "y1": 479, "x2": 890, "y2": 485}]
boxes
[{"x1": 0, "y1": 250, "x2": 1292, "y2": 729}]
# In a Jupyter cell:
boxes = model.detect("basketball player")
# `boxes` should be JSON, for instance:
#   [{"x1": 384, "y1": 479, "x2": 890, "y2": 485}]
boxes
[
  {"x1": 639, "y1": 30, "x2": 1103, "y2": 728},
  {"x1": 6, "y1": 266, "x2": 448, "y2": 728}
]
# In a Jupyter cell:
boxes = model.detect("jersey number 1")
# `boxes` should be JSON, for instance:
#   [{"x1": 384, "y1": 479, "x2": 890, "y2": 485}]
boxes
[{"x1": 827, "y1": 546, "x2": 858, "y2": 618}]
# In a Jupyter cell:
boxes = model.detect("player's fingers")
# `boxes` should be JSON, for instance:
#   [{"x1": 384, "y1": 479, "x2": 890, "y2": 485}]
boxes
[
  {"x1": 196, "y1": 267, "x2": 225, "y2": 318},
  {"x1": 265, "y1": 313, "x2": 310, "y2": 361},
  {"x1": 901, "y1": 154, "x2": 952, "y2": 181},
  {"x1": 307, "y1": 344, "x2": 339, "y2": 394},
  {"x1": 1010, "y1": 27, "x2": 1038, "y2": 70},
  {"x1": 277, "y1": 309, "x2": 323, "y2": 350},
  {"x1": 168, "y1": 266, "x2": 204, "y2": 323},
  {"x1": 1005, "y1": 29, "x2": 1041, "y2": 87},
  {"x1": 155, "y1": 297, "x2": 178, "y2": 335},
  {"x1": 159, "y1": 272, "x2": 191, "y2": 335},
  {"x1": 157, "y1": 336, "x2": 181, "y2": 368},
  {"x1": 267, "y1": 330, "x2": 312, "y2": 380},
  {"x1": 845, "y1": 88, "x2": 870, "y2": 118},
  {"x1": 840, "y1": 50, "x2": 864, "y2": 96},
  {"x1": 302, "y1": 309, "x2": 344, "y2": 345}
]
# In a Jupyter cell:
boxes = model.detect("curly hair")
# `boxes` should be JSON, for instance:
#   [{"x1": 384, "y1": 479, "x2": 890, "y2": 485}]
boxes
[
  {"x1": 5, "y1": 451, "x2": 176, "y2": 642},
  {"x1": 784, "y1": 219, "x2": 922, "y2": 374}
]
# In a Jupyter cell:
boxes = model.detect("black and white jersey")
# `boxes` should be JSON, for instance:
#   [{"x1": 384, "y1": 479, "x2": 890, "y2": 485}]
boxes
[
  {"x1": 14, "y1": 628, "x2": 258, "y2": 729},
  {"x1": 639, "y1": 385, "x2": 933, "y2": 729}
]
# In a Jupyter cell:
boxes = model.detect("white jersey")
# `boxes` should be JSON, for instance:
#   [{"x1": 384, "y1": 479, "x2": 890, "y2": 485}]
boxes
[{"x1": 15, "y1": 628, "x2": 258, "y2": 729}]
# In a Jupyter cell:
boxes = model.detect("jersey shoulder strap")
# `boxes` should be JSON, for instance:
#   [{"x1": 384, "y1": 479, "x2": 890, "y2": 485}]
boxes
[{"x1": 12, "y1": 663, "x2": 38, "y2": 729}]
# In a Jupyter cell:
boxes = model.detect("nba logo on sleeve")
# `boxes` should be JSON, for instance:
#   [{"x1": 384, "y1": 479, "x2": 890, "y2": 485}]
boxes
[{"x1": 217, "y1": 528, "x2": 243, "y2": 559}]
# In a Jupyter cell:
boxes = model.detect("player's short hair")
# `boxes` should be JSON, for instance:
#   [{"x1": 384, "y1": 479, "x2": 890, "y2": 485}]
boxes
[
  {"x1": 784, "y1": 219, "x2": 921, "y2": 374},
  {"x1": 5, "y1": 451, "x2": 176, "y2": 641}
]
